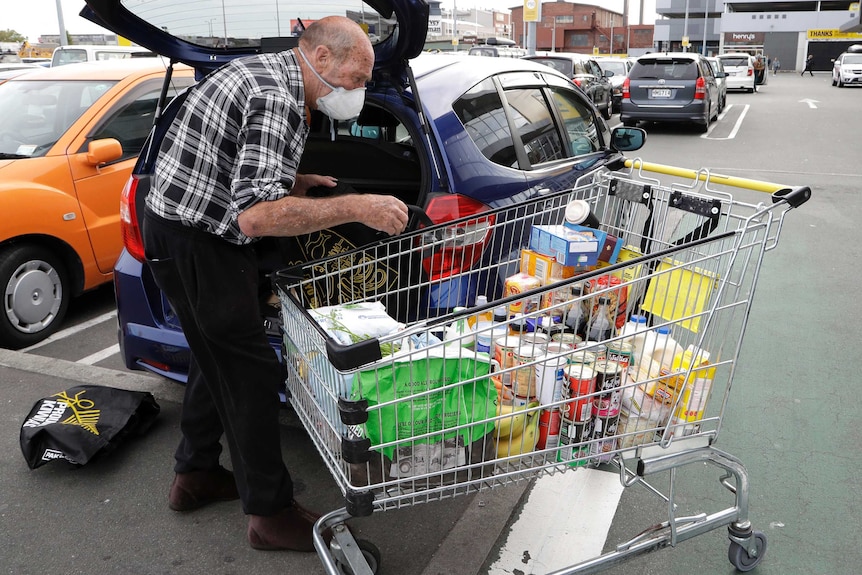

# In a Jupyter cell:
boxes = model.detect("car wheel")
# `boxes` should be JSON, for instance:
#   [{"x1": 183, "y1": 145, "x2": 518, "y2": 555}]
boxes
[
  {"x1": 601, "y1": 102, "x2": 612, "y2": 120},
  {"x1": 0, "y1": 244, "x2": 70, "y2": 349},
  {"x1": 698, "y1": 112, "x2": 710, "y2": 133},
  {"x1": 838, "y1": 77, "x2": 845, "y2": 87}
]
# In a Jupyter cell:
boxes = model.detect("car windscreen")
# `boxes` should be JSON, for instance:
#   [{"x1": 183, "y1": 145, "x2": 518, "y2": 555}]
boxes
[
  {"x1": 719, "y1": 56, "x2": 749, "y2": 67},
  {"x1": 598, "y1": 60, "x2": 628, "y2": 75},
  {"x1": 630, "y1": 59, "x2": 698, "y2": 80},
  {"x1": 0, "y1": 80, "x2": 117, "y2": 158},
  {"x1": 844, "y1": 54, "x2": 862, "y2": 64},
  {"x1": 52, "y1": 49, "x2": 89, "y2": 67}
]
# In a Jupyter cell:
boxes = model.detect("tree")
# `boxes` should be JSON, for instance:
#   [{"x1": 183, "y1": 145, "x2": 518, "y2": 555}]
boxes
[{"x1": 0, "y1": 29, "x2": 27, "y2": 43}]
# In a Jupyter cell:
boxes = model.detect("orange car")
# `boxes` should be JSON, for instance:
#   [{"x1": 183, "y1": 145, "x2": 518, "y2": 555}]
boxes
[{"x1": 0, "y1": 58, "x2": 194, "y2": 348}]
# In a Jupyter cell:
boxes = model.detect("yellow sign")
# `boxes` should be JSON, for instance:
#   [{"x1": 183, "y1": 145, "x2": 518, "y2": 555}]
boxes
[
  {"x1": 807, "y1": 28, "x2": 862, "y2": 39},
  {"x1": 452, "y1": 38, "x2": 459, "y2": 45},
  {"x1": 642, "y1": 258, "x2": 719, "y2": 333},
  {"x1": 524, "y1": 0, "x2": 540, "y2": 23},
  {"x1": 682, "y1": 36, "x2": 690, "y2": 47},
  {"x1": 851, "y1": 2, "x2": 859, "y2": 11},
  {"x1": 118, "y1": 36, "x2": 132, "y2": 46},
  {"x1": 593, "y1": 45, "x2": 599, "y2": 55}
]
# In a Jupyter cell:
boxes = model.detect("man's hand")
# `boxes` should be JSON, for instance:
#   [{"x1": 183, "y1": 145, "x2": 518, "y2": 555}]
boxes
[
  {"x1": 291, "y1": 173, "x2": 337, "y2": 197},
  {"x1": 358, "y1": 195, "x2": 410, "y2": 236}
]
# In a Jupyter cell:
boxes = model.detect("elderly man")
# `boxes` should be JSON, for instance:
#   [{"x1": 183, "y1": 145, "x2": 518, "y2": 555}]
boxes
[{"x1": 143, "y1": 16, "x2": 408, "y2": 551}]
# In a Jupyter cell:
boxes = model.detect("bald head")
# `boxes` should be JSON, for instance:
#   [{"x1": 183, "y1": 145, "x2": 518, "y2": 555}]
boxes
[
  {"x1": 296, "y1": 16, "x2": 374, "y2": 103},
  {"x1": 298, "y1": 16, "x2": 374, "y2": 68}
]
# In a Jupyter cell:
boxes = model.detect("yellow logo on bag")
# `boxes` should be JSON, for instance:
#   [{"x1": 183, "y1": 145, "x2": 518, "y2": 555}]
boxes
[{"x1": 53, "y1": 390, "x2": 101, "y2": 436}]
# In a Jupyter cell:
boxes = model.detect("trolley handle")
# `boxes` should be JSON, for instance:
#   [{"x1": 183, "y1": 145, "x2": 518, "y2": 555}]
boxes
[{"x1": 771, "y1": 186, "x2": 811, "y2": 209}]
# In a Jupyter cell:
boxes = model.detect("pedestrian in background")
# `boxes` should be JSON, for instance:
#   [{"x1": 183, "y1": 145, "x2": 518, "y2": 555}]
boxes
[
  {"x1": 772, "y1": 57, "x2": 781, "y2": 75},
  {"x1": 142, "y1": 15, "x2": 409, "y2": 552},
  {"x1": 802, "y1": 54, "x2": 814, "y2": 76}
]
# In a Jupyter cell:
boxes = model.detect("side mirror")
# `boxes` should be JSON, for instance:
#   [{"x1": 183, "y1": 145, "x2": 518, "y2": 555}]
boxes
[
  {"x1": 610, "y1": 127, "x2": 646, "y2": 152},
  {"x1": 82, "y1": 138, "x2": 123, "y2": 166}
]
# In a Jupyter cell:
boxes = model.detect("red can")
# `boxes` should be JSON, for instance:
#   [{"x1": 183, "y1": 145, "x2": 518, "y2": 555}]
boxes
[
  {"x1": 537, "y1": 408, "x2": 562, "y2": 450},
  {"x1": 564, "y1": 364, "x2": 596, "y2": 422}
]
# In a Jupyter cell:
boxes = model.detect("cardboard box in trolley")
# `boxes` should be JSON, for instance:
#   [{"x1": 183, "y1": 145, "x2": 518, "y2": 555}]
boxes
[
  {"x1": 529, "y1": 225, "x2": 600, "y2": 267},
  {"x1": 519, "y1": 249, "x2": 577, "y2": 284}
]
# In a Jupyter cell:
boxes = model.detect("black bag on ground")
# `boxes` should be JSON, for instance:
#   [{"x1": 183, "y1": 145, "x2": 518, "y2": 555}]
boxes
[{"x1": 20, "y1": 385, "x2": 160, "y2": 469}]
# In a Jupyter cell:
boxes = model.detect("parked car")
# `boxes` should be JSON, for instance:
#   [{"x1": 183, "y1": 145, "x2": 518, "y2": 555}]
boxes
[
  {"x1": 51, "y1": 44, "x2": 154, "y2": 67},
  {"x1": 832, "y1": 46, "x2": 862, "y2": 87},
  {"x1": 523, "y1": 53, "x2": 613, "y2": 119},
  {"x1": 706, "y1": 56, "x2": 728, "y2": 112},
  {"x1": 0, "y1": 63, "x2": 42, "y2": 73},
  {"x1": 620, "y1": 52, "x2": 720, "y2": 132},
  {"x1": 716, "y1": 53, "x2": 756, "y2": 93},
  {"x1": 467, "y1": 45, "x2": 526, "y2": 58},
  {"x1": 0, "y1": 58, "x2": 195, "y2": 348},
  {"x1": 81, "y1": 0, "x2": 646, "y2": 383},
  {"x1": 595, "y1": 57, "x2": 634, "y2": 114}
]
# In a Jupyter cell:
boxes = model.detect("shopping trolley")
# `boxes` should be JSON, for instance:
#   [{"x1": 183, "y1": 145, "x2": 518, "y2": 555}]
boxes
[{"x1": 275, "y1": 160, "x2": 810, "y2": 575}]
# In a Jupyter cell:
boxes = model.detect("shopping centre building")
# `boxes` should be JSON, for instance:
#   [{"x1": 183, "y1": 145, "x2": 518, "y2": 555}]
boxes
[{"x1": 654, "y1": 0, "x2": 861, "y2": 71}]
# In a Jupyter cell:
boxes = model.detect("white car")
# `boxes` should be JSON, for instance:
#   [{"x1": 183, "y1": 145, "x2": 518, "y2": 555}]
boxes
[
  {"x1": 832, "y1": 49, "x2": 862, "y2": 87},
  {"x1": 716, "y1": 53, "x2": 756, "y2": 93}
]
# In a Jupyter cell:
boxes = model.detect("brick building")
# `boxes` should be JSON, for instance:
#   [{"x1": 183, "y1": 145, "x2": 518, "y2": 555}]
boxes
[{"x1": 509, "y1": 1, "x2": 655, "y2": 56}]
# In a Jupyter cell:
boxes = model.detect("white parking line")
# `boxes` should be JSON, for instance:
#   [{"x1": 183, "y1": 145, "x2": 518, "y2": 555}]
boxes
[
  {"x1": 77, "y1": 344, "x2": 121, "y2": 365},
  {"x1": 702, "y1": 104, "x2": 749, "y2": 140},
  {"x1": 20, "y1": 310, "x2": 117, "y2": 353},
  {"x1": 484, "y1": 468, "x2": 625, "y2": 574}
]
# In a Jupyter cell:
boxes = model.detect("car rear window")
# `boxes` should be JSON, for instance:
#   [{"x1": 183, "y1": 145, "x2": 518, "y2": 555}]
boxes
[
  {"x1": 719, "y1": 57, "x2": 749, "y2": 67},
  {"x1": 630, "y1": 58, "x2": 698, "y2": 80},
  {"x1": 527, "y1": 58, "x2": 573, "y2": 76}
]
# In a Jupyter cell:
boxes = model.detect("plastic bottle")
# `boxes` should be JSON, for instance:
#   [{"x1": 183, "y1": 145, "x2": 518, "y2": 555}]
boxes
[
  {"x1": 587, "y1": 296, "x2": 615, "y2": 342},
  {"x1": 468, "y1": 295, "x2": 493, "y2": 329},
  {"x1": 620, "y1": 314, "x2": 650, "y2": 362},
  {"x1": 564, "y1": 284, "x2": 588, "y2": 339},
  {"x1": 647, "y1": 326, "x2": 683, "y2": 374}
]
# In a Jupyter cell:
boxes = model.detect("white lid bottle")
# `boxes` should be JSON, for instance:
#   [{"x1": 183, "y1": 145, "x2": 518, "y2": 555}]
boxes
[
  {"x1": 648, "y1": 326, "x2": 683, "y2": 373},
  {"x1": 620, "y1": 314, "x2": 649, "y2": 362}
]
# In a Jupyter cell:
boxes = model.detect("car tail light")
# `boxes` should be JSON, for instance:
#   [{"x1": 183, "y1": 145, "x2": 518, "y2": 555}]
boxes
[
  {"x1": 572, "y1": 77, "x2": 582, "y2": 87},
  {"x1": 694, "y1": 76, "x2": 706, "y2": 99},
  {"x1": 747, "y1": 67, "x2": 753, "y2": 77},
  {"x1": 119, "y1": 175, "x2": 145, "y2": 263},
  {"x1": 622, "y1": 77, "x2": 630, "y2": 99},
  {"x1": 420, "y1": 195, "x2": 495, "y2": 281}
]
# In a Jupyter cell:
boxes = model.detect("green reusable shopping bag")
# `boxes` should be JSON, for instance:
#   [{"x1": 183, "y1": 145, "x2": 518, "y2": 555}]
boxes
[{"x1": 355, "y1": 351, "x2": 496, "y2": 460}]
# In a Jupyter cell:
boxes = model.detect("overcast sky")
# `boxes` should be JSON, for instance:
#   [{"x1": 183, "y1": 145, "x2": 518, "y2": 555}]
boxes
[{"x1": 3, "y1": 0, "x2": 658, "y2": 43}]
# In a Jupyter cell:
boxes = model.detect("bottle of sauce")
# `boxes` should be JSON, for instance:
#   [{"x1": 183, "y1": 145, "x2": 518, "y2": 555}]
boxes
[{"x1": 587, "y1": 296, "x2": 614, "y2": 342}]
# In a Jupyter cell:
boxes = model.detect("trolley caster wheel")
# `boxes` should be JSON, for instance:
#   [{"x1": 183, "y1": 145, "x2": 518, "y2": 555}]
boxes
[
  {"x1": 728, "y1": 530, "x2": 767, "y2": 572},
  {"x1": 336, "y1": 539, "x2": 381, "y2": 575}
]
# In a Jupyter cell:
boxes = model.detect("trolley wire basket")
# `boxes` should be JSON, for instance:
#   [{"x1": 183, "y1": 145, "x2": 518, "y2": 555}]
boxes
[{"x1": 275, "y1": 161, "x2": 810, "y2": 574}]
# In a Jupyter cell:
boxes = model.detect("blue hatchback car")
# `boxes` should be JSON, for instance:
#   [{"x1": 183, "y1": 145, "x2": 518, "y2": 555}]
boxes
[{"x1": 82, "y1": 0, "x2": 646, "y2": 383}]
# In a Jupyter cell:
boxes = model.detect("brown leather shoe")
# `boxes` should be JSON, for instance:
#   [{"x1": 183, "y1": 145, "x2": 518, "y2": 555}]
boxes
[
  {"x1": 168, "y1": 466, "x2": 239, "y2": 512},
  {"x1": 247, "y1": 500, "x2": 325, "y2": 552}
]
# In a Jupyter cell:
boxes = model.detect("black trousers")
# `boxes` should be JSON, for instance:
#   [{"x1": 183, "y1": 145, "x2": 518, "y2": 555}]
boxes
[{"x1": 142, "y1": 211, "x2": 292, "y2": 516}]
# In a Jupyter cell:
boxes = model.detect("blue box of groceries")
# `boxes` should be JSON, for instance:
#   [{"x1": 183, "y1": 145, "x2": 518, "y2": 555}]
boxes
[
  {"x1": 564, "y1": 224, "x2": 624, "y2": 265},
  {"x1": 529, "y1": 225, "x2": 600, "y2": 267}
]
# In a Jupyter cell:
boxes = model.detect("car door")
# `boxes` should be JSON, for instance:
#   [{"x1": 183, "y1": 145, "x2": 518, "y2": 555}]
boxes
[
  {"x1": 497, "y1": 71, "x2": 612, "y2": 195},
  {"x1": 586, "y1": 58, "x2": 610, "y2": 106},
  {"x1": 67, "y1": 74, "x2": 194, "y2": 274}
]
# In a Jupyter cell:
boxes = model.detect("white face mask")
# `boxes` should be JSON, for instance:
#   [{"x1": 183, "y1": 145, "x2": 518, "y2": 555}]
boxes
[{"x1": 298, "y1": 48, "x2": 366, "y2": 120}]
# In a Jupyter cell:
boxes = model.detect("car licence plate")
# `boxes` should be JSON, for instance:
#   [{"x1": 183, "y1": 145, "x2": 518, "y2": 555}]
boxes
[{"x1": 651, "y1": 89, "x2": 671, "y2": 98}]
